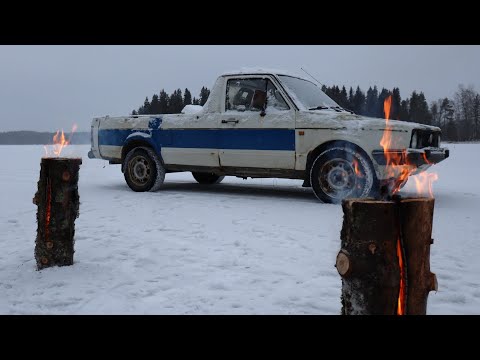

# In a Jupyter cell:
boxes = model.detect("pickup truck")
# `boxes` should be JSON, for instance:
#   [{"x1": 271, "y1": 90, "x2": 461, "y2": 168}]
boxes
[{"x1": 88, "y1": 69, "x2": 449, "y2": 203}]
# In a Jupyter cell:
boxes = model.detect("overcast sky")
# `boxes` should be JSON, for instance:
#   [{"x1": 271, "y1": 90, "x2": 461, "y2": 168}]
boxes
[{"x1": 0, "y1": 45, "x2": 479, "y2": 132}]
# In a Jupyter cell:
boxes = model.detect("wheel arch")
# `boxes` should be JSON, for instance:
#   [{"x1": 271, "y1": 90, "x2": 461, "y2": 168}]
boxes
[{"x1": 121, "y1": 136, "x2": 163, "y2": 173}]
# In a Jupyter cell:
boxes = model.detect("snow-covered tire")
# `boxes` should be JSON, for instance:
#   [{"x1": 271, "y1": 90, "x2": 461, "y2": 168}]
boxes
[
  {"x1": 192, "y1": 172, "x2": 225, "y2": 185},
  {"x1": 310, "y1": 146, "x2": 376, "y2": 204},
  {"x1": 123, "y1": 147, "x2": 165, "y2": 192}
]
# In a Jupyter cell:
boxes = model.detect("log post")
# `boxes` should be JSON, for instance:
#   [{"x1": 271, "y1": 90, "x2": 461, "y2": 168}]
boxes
[
  {"x1": 337, "y1": 197, "x2": 436, "y2": 315},
  {"x1": 399, "y1": 198, "x2": 437, "y2": 315},
  {"x1": 33, "y1": 157, "x2": 82, "y2": 270},
  {"x1": 338, "y1": 200, "x2": 400, "y2": 315}
]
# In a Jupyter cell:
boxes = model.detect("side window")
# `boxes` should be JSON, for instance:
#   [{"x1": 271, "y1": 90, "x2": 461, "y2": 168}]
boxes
[
  {"x1": 266, "y1": 80, "x2": 289, "y2": 111},
  {"x1": 226, "y1": 78, "x2": 267, "y2": 112}
]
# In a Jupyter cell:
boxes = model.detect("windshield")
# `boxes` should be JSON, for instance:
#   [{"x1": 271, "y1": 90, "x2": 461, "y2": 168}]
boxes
[{"x1": 278, "y1": 75, "x2": 340, "y2": 110}]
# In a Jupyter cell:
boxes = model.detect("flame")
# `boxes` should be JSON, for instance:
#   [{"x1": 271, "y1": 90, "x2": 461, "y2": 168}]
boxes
[
  {"x1": 45, "y1": 178, "x2": 52, "y2": 244},
  {"x1": 352, "y1": 158, "x2": 364, "y2": 178},
  {"x1": 379, "y1": 95, "x2": 396, "y2": 165},
  {"x1": 422, "y1": 152, "x2": 432, "y2": 165},
  {"x1": 412, "y1": 172, "x2": 438, "y2": 198},
  {"x1": 380, "y1": 95, "x2": 413, "y2": 194},
  {"x1": 396, "y1": 237, "x2": 407, "y2": 315},
  {"x1": 380, "y1": 96, "x2": 439, "y2": 196},
  {"x1": 44, "y1": 124, "x2": 77, "y2": 157},
  {"x1": 53, "y1": 130, "x2": 68, "y2": 156},
  {"x1": 384, "y1": 94, "x2": 392, "y2": 120}
]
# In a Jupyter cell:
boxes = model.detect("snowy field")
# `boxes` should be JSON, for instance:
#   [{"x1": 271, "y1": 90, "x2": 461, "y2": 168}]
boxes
[{"x1": 1, "y1": 144, "x2": 479, "y2": 314}]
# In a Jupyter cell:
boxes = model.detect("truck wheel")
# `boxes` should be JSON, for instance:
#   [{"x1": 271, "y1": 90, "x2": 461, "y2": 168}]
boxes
[
  {"x1": 192, "y1": 172, "x2": 225, "y2": 185},
  {"x1": 124, "y1": 147, "x2": 165, "y2": 192},
  {"x1": 310, "y1": 146, "x2": 376, "y2": 204}
]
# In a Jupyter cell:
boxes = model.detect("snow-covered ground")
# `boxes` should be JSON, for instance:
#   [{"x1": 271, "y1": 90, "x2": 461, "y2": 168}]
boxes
[{"x1": 1, "y1": 144, "x2": 479, "y2": 314}]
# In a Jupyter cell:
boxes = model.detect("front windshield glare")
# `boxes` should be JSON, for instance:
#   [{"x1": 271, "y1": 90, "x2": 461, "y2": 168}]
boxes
[{"x1": 278, "y1": 75, "x2": 340, "y2": 110}]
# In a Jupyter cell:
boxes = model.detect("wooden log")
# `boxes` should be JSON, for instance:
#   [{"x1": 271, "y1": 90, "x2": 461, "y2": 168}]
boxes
[
  {"x1": 33, "y1": 157, "x2": 82, "y2": 270},
  {"x1": 338, "y1": 199, "x2": 400, "y2": 315},
  {"x1": 337, "y1": 197, "x2": 437, "y2": 315},
  {"x1": 399, "y1": 198, "x2": 436, "y2": 315}
]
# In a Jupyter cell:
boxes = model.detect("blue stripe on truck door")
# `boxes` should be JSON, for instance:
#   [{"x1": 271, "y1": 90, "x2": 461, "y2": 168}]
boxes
[{"x1": 98, "y1": 129, "x2": 295, "y2": 151}]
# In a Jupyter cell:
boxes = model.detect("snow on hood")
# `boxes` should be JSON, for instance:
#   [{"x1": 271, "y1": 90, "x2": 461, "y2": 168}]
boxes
[{"x1": 297, "y1": 111, "x2": 441, "y2": 132}]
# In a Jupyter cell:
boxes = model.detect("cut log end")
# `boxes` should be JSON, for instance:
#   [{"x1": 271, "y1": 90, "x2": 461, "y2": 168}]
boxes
[
  {"x1": 336, "y1": 251, "x2": 351, "y2": 277},
  {"x1": 342, "y1": 198, "x2": 395, "y2": 206},
  {"x1": 398, "y1": 197, "x2": 435, "y2": 204}
]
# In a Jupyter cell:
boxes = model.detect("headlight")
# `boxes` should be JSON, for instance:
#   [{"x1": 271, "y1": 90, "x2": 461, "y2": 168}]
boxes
[{"x1": 411, "y1": 132, "x2": 418, "y2": 148}]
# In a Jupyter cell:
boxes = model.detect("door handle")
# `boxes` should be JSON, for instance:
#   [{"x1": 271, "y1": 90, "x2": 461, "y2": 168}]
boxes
[{"x1": 221, "y1": 118, "x2": 239, "y2": 124}]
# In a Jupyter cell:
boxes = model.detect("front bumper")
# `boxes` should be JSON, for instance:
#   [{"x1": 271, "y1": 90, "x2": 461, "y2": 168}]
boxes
[{"x1": 372, "y1": 147, "x2": 449, "y2": 167}]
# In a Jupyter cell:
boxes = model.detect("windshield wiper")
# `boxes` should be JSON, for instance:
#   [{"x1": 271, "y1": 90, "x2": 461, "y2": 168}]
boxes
[
  {"x1": 309, "y1": 106, "x2": 330, "y2": 110},
  {"x1": 309, "y1": 105, "x2": 354, "y2": 113},
  {"x1": 332, "y1": 106, "x2": 355, "y2": 114}
]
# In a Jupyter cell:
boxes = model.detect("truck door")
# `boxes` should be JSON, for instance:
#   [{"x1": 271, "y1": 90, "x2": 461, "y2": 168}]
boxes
[
  {"x1": 218, "y1": 76, "x2": 296, "y2": 169},
  {"x1": 160, "y1": 113, "x2": 220, "y2": 168}
]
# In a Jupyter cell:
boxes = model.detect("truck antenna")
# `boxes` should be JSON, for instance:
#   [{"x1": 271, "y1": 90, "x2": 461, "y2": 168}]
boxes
[{"x1": 300, "y1": 67, "x2": 324, "y2": 87}]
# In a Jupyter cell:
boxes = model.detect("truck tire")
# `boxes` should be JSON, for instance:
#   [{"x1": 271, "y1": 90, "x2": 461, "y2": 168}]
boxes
[
  {"x1": 192, "y1": 172, "x2": 225, "y2": 185},
  {"x1": 310, "y1": 146, "x2": 377, "y2": 204},
  {"x1": 123, "y1": 147, "x2": 165, "y2": 192}
]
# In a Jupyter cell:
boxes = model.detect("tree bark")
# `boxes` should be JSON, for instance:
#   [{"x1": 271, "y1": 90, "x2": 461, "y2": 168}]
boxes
[
  {"x1": 338, "y1": 197, "x2": 437, "y2": 315},
  {"x1": 33, "y1": 158, "x2": 81, "y2": 270},
  {"x1": 399, "y1": 198, "x2": 437, "y2": 315},
  {"x1": 339, "y1": 199, "x2": 400, "y2": 315}
]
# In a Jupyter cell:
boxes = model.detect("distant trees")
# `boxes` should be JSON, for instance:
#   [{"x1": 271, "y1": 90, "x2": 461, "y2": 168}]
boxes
[
  {"x1": 183, "y1": 88, "x2": 192, "y2": 106},
  {"x1": 159, "y1": 90, "x2": 169, "y2": 113},
  {"x1": 199, "y1": 87, "x2": 210, "y2": 106},
  {"x1": 391, "y1": 88, "x2": 401, "y2": 120},
  {"x1": 150, "y1": 94, "x2": 160, "y2": 114},
  {"x1": 365, "y1": 86, "x2": 378, "y2": 117},
  {"x1": 408, "y1": 91, "x2": 431, "y2": 125},
  {"x1": 134, "y1": 87, "x2": 210, "y2": 115},
  {"x1": 0, "y1": 131, "x2": 90, "y2": 145},
  {"x1": 451, "y1": 84, "x2": 480, "y2": 141},
  {"x1": 426, "y1": 85, "x2": 480, "y2": 141},
  {"x1": 132, "y1": 81, "x2": 480, "y2": 142},
  {"x1": 352, "y1": 86, "x2": 366, "y2": 115},
  {"x1": 169, "y1": 89, "x2": 184, "y2": 114}
]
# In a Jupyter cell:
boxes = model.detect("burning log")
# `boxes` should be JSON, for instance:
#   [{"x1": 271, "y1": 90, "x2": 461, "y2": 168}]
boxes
[
  {"x1": 33, "y1": 157, "x2": 82, "y2": 270},
  {"x1": 399, "y1": 198, "x2": 438, "y2": 314},
  {"x1": 337, "y1": 197, "x2": 437, "y2": 315}
]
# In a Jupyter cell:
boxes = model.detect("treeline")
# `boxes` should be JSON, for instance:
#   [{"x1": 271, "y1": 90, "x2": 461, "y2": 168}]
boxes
[
  {"x1": 134, "y1": 82, "x2": 480, "y2": 142},
  {"x1": 321, "y1": 85, "x2": 426, "y2": 124},
  {"x1": 321, "y1": 83, "x2": 480, "y2": 141},
  {"x1": 0, "y1": 131, "x2": 90, "y2": 145},
  {"x1": 133, "y1": 87, "x2": 211, "y2": 115}
]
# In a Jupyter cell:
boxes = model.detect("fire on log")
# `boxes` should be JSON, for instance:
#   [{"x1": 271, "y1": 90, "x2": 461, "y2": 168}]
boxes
[
  {"x1": 33, "y1": 157, "x2": 82, "y2": 270},
  {"x1": 337, "y1": 197, "x2": 437, "y2": 315}
]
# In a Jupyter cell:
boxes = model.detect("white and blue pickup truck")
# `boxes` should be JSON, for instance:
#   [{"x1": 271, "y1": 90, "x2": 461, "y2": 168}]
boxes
[{"x1": 88, "y1": 69, "x2": 449, "y2": 203}]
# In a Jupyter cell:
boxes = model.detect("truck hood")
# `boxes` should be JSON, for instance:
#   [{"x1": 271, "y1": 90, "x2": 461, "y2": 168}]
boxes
[{"x1": 297, "y1": 110, "x2": 441, "y2": 133}]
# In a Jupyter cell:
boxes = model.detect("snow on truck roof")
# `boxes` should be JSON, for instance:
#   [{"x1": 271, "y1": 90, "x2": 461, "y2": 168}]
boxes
[{"x1": 220, "y1": 67, "x2": 310, "y2": 81}]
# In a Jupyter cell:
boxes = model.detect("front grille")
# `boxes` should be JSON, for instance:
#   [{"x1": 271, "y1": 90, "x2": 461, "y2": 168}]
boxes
[{"x1": 411, "y1": 129, "x2": 441, "y2": 148}]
